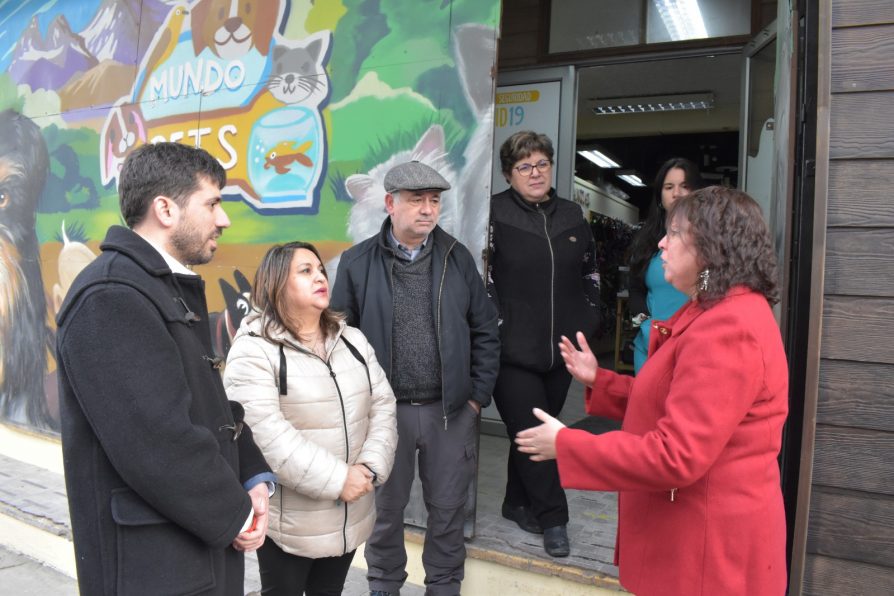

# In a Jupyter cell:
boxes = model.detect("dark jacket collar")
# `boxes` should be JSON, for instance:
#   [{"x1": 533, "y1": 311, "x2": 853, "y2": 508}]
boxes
[
  {"x1": 505, "y1": 186, "x2": 558, "y2": 214},
  {"x1": 100, "y1": 225, "x2": 173, "y2": 278}
]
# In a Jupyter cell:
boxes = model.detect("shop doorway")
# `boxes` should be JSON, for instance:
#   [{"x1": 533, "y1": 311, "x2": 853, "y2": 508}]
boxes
[{"x1": 571, "y1": 52, "x2": 743, "y2": 375}]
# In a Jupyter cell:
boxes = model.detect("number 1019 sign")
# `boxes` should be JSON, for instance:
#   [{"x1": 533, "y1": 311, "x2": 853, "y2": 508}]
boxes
[{"x1": 491, "y1": 80, "x2": 562, "y2": 195}]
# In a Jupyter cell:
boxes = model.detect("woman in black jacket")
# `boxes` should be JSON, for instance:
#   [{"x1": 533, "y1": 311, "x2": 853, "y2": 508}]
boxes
[{"x1": 487, "y1": 131, "x2": 602, "y2": 557}]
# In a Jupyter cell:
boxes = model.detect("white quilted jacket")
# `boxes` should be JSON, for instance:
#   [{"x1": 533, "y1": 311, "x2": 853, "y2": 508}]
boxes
[{"x1": 224, "y1": 314, "x2": 397, "y2": 557}]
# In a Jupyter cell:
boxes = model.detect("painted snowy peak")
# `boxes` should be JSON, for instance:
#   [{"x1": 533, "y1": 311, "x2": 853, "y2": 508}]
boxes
[
  {"x1": 8, "y1": 15, "x2": 98, "y2": 91},
  {"x1": 80, "y1": 0, "x2": 169, "y2": 64}
]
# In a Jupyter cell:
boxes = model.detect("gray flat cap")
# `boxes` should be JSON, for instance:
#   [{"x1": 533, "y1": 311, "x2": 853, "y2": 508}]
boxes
[{"x1": 383, "y1": 161, "x2": 451, "y2": 193}]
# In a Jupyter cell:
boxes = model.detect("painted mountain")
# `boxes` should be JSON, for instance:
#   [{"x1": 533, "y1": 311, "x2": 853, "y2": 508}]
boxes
[
  {"x1": 80, "y1": 0, "x2": 170, "y2": 65},
  {"x1": 8, "y1": 15, "x2": 97, "y2": 91}
]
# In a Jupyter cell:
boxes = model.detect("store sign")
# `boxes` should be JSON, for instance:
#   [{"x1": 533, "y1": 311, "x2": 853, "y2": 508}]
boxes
[
  {"x1": 491, "y1": 80, "x2": 561, "y2": 194},
  {"x1": 99, "y1": 4, "x2": 330, "y2": 214}
]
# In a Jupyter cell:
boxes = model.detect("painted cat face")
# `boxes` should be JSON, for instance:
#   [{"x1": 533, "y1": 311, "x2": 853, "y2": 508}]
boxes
[
  {"x1": 343, "y1": 125, "x2": 458, "y2": 243},
  {"x1": 267, "y1": 32, "x2": 330, "y2": 106}
]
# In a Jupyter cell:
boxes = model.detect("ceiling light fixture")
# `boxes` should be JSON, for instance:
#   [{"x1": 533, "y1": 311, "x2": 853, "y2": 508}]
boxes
[
  {"x1": 617, "y1": 172, "x2": 646, "y2": 187},
  {"x1": 654, "y1": 0, "x2": 708, "y2": 41},
  {"x1": 577, "y1": 149, "x2": 621, "y2": 169},
  {"x1": 590, "y1": 92, "x2": 714, "y2": 115}
]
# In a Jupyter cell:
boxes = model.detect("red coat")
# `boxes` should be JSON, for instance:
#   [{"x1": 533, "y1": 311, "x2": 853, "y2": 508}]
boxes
[{"x1": 556, "y1": 288, "x2": 788, "y2": 595}]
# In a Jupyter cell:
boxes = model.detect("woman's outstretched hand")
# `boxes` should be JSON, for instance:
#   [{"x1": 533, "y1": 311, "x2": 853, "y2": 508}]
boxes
[
  {"x1": 558, "y1": 332, "x2": 598, "y2": 387},
  {"x1": 515, "y1": 408, "x2": 566, "y2": 461}
]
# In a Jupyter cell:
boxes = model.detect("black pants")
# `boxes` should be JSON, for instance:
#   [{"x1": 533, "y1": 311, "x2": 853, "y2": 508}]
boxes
[
  {"x1": 492, "y1": 363, "x2": 571, "y2": 529},
  {"x1": 257, "y1": 538, "x2": 355, "y2": 596}
]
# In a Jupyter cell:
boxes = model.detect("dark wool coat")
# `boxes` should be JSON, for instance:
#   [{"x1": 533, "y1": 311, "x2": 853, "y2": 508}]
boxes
[
  {"x1": 487, "y1": 188, "x2": 603, "y2": 372},
  {"x1": 330, "y1": 220, "x2": 499, "y2": 416},
  {"x1": 56, "y1": 226, "x2": 271, "y2": 596}
]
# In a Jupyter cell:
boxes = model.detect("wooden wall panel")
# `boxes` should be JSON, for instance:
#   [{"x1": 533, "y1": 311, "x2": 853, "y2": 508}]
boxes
[
  {"x1": 803, "y1": 554, "x2": 894, "y2": 596},
  {"x1": 832, "y1": 0, "x2": 894, "y2": 28},
  {"x1": 817, "y1": 360, "x2": 894, "y2": 432},
  {"x1": 812, "y1": 426, "x2": 894, "y2": 495},
  {"x1": 831, "y1": 25, "x2": 894, "y2": 93},
  {"x1": 810, "y1": 1, "x2": 894, "y2": 590},
  {"x1": 806, "y1": 488, "x2": 894, "y2": 567},
  {"x1": 821, "y1": 296, "x2": 894, "y2": 364},
  {"x1": 828, "y1": 160, "x2": 894, "y2": 226},
  {"x1": 829, "y1": 93, "x2": 894, "y2": 159},
  {"x1": 497, "y1": 0, "x2": 544, "y2": 68},
  {"x1": 824, "y1": 229, "x2": 894, "y2": 296}
]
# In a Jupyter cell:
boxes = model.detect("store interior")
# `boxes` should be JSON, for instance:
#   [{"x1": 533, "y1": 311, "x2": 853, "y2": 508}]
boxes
[
  {"x1": 574, "y1": 53, "x2": 742, "y2": 219},
  {"x1": 568, "y1": 53, "x2": 743, "y2": 364}
]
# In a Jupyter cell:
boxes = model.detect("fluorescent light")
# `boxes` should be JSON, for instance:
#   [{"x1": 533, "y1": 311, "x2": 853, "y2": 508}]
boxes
[
  {"x1": 577, "y1": 149, "x2": 621, "y2": 169},
  {"x1": 654, "y1": 0, "x2": 708, "y2": 41},
  {"x1": 590, "y1": 92, "x2": 714, "y2": 115},
  {"x1": 617, "y1": 173, "x2": 646, "y2": 187}
]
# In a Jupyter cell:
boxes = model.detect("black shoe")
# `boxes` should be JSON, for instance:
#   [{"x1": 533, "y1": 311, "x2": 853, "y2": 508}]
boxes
[
  {"x1": 543, "y1": 525, "x2": 570, "y2": 557},
  {"x1": 369, "y1": 591, "x2": 392, "y2": 596},
  {"x1": 501, "y1": 502, "x2": 543, "y2": 534}
]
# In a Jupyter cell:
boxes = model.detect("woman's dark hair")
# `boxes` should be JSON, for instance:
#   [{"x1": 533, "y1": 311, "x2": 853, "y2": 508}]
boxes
[
  {"x1": 499, "y1": 131, "x2": 554, "y2": 177},
  {"x1": 252, "y1": 241, "x2": 342, "y2": 341},
  {"x1": 628, "y1": 157, "x2": 703, "y2": 279},
  {"x1": 668, "y1": 186, "x2": 780, "y2": 306}
]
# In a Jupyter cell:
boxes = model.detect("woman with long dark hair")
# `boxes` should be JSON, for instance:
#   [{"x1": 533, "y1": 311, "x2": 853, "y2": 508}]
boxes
[
  {"x1": 224, "y1": 241, "x2": 397, "y2": 595},
  {"x1": 627, "y1": 158, "x2": 703, "y2": 373}
]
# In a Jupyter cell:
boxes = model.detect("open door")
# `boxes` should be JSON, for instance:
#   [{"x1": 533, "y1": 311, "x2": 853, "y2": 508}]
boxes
[
  {"x1": 739, "y1": 20, "x2": 781, "y2": 243},
  {"x1": 738, "y1": 1, "x2": 805, "y2": 580}
]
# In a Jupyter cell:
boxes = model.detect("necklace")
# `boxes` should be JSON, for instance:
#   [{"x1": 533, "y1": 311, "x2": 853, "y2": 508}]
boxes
[{"x1": 301, "y1": 328, "x2": 327, "y2": 359}]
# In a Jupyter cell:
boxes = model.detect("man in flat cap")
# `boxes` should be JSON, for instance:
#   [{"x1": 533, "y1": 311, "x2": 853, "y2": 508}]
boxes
[{"x1": 332, "y1": 161, "x2": 499, "y2": 596}]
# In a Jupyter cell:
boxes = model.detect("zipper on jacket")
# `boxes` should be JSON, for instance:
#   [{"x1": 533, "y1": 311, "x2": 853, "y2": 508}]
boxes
[
  {"x1": 282, "y1": 337, "x2": 352, "y2": 547},
  {"x1": 388, "y1": 257, "x2": 396, "y2": 382},
  {"x1": 322, "y1": 357, "x2": 351, "y2": 554},
  {"x1": 669, "y1": 488, "x2": 677, "y2": 502},
  {"x1": 436, "y1": 239, "x2": 458, "y2": 430},
  {"x1": 538, "y1": 205, "x2": 556, "y2": 369}
]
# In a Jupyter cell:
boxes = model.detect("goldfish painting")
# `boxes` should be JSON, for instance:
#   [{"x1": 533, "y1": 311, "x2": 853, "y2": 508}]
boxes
[{"x1": 264, "y1": 140, "x2": 313, "y2": 174}]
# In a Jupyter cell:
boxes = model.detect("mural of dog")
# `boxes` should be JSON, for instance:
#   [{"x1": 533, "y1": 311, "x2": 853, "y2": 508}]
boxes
[
  {"x1": 0, "y1": 110, "x2": 54, "y2": 430},
  {"x1": 192, "y1": 0, "x2": 281, "y2": 60}
]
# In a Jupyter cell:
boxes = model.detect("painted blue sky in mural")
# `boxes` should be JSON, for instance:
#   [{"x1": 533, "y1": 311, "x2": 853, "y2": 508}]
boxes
[
  {"x1": 0, "y1": 0, "x2": 96, "y2": 70},
  {"x1": 0, "y1": 0, "x2": 193, "y2": 72}
]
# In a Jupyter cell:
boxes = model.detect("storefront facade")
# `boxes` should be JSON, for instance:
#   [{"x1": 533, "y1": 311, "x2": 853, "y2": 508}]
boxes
[{"x1": 0, "y1": 1, "x2": 891, "y2": 592}]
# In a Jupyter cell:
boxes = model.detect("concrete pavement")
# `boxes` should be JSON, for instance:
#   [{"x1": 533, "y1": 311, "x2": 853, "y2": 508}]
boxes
[{"x1": 0, "y1": 379, "x2": 623, "y2": 595}]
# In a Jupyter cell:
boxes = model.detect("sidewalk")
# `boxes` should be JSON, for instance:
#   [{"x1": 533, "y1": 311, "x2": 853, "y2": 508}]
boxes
[
  {"x1": 0, "y1": 546, "x2": 76, "y2": 596},
  {"x1": 0, "y1": 544, "x2": 419, "y2": 596},
  {"x1": 0, "y1": 379, "x2": 623, "y2": 595}
]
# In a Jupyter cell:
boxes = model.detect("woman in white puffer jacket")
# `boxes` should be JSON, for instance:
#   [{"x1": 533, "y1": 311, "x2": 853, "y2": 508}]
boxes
[{"x1": 224, "y1": 241, "x2": 397, "y2": 595}]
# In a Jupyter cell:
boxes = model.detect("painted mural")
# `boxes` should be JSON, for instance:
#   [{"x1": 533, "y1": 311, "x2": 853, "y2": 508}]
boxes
[{"x1": 0, "y1": 0, "x2": 500, "y2": 433}]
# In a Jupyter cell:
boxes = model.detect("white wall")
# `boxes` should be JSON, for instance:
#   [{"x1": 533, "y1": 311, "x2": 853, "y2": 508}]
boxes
[{"x1": 573, "y1": 176, "x2": 639, "y2": 224}]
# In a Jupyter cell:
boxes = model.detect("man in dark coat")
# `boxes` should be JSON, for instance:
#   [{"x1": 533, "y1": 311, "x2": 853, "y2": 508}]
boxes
[
  {"x1": 56, "y1": 142, "x2": 275, "y2": 595},
  {"x1": 331, "y1": 161, "x2": 499, "y2": 596}
]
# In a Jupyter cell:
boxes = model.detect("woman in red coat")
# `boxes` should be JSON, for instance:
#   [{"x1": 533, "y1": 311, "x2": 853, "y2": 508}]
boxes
[{"x1": 517, "y1": 186, "x2": 788, "y2": 595}]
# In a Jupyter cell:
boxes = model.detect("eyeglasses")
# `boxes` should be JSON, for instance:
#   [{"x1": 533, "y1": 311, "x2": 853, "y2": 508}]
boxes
[{"x1": 514, "y1": 159, "x2": 552, "y2": 177}]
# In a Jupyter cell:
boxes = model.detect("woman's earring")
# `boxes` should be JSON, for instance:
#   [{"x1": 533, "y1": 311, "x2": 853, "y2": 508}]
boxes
[{"x1": 698, "y1": 269, "x2": 710, "y2": 293}]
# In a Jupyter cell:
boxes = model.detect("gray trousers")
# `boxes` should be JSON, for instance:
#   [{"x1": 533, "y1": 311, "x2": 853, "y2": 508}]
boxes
[{"x1": 366, "y1": 401, "x2": 478, "y2": 596}]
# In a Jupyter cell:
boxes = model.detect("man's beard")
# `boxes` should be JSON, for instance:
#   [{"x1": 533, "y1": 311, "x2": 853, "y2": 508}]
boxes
[{"x1": 170, "y1": 220, "x2": 219, "y2": 266}]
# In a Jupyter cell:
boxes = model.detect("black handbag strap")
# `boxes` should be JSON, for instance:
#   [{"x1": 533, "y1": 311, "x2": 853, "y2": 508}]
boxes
[
  {"x1": 277, "y1": 335, "x2": 370, "y2": 396},
  {"x1": 278, "y1": 344, "x2": 287, "y2": 396},
  {"x1": 339, "y1": 335, "x2": 371, "y2": 392}
]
